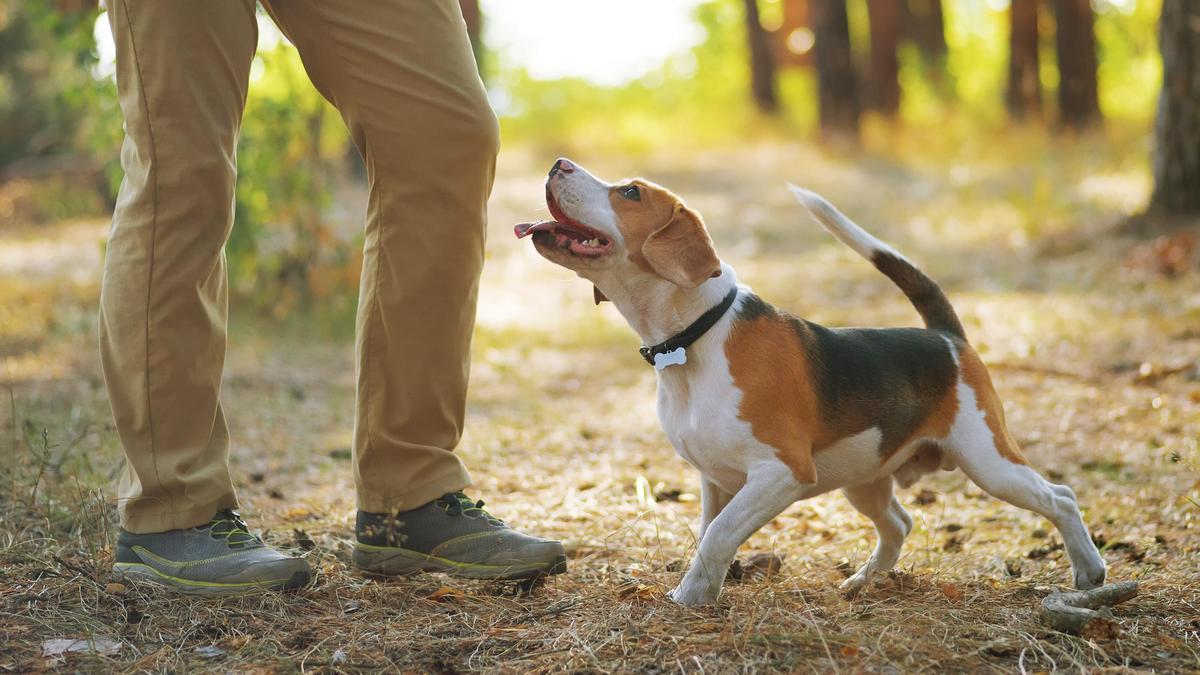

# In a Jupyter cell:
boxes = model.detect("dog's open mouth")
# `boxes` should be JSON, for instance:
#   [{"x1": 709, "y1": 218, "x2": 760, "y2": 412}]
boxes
[
  {"x1": 514, "y1": 194, "x2": 613, "y2": 257},
  {"x1": 514, "y1": 219, "x2": 612, "y2": 257}
]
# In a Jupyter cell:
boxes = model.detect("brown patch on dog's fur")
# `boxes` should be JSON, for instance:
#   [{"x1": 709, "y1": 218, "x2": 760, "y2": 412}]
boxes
[
  {"x1": 958, "y1": 346, "x2": 1028, "y2": 465},
  {"x1": 608, "y1": 181, "x2": 678, "y2": 274},
  {"x1": 608, "y1": 181, "x2": 720, "y2": 287},
  {"x1": 890, "y1": 385, "x2": 959, "y2": 459},
  {"x1": 725, "y1": 315, "x2": 821, "y2": 483}
]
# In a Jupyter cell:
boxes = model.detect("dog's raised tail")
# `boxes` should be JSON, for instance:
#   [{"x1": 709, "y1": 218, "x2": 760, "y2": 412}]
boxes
[{"x1": 787, "y1": 184, "x2": 966, "y2": 340}]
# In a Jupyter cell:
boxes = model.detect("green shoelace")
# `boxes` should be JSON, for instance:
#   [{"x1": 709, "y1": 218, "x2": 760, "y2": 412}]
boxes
[
  {"x1": 436, "y1": 492, "x2": 504, "y2": 525},
  {"x1": 202, "y1": 509, "x2": 261, "y2": 548}
]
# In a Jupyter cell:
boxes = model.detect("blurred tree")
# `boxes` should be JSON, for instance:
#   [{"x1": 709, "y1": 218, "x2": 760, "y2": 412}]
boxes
[
  {"x1": 1150, "y1": 0, "x2": 1200, "y2": 214},
  {"x1": 1054, "y1": 0, "x2": 1100, "y2": 129},
  {"x1": 811, "y1": 0, "x2": 859, "y2": 137},
  {"x1": 866, "y1": 0, "x2": 901, "y2": 117},
  {"x1": 1007, "y1": 0, "x2": 1042, "y2": 121},
  {"x1": 459, "y1": 0, "x2": 485, "y2": 78},
  {"x1": 902, "y1": 0, "x2": 946, "y2": 65},
  {"x1": 743, "y1": 0, "x2": 779, "y2": 113},
  {"x1": 0, "y1": 0, "x2": 106, "y2": 175},
  {"x1": 769, "y1": 0, "x2": 813, "y2": 68}
]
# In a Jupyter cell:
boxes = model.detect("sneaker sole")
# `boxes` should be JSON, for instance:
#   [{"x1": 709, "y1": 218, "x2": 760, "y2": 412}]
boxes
[
  {"x1": 113, "y1": 562, "x2": 311, "y2": 596},
  {"x1": 353, "y1": 544, "x2": 568, "y2": 580}
]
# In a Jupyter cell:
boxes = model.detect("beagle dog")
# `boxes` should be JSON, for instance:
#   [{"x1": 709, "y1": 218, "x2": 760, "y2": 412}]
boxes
[{"x1": 515, "y1": 158, "x2": 1107, "y2": 606}]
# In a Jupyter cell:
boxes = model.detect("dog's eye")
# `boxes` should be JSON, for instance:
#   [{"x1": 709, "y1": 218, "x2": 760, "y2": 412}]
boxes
[{"x1": 619, "y1": 185, "x2": 641, "y2": 201}]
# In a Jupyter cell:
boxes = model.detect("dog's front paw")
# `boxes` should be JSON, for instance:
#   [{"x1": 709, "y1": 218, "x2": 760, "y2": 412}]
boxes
[
  {"x1": 668, "y1": 582, "x2": 718, "y2": 607},
  {"x1": 839, "y1": 567, "x2": 876, "y2": 597}
]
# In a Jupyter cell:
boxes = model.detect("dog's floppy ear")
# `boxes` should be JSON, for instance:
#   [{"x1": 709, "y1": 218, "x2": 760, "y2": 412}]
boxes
[
  {"x1": 641, "y1": 203, "x2": 721, "y2": 288},
  {"x1": 593, "y1": 285, "x2": 608, "y2": 304}
]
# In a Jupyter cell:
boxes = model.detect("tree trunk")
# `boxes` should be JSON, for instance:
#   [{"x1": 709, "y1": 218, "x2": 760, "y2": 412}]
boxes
[
  {"x1": 866, "y1": 0, "x2": 901, "y2": 117},
  {"x1": 1054, "y1": 0, "x2": 1100, "y2": 129},
  {"x1": 1150, "y1": 0, "x2": 1200, "y2": 214},
  {"x1": 811, "y1": 0, "x2": 860, "y2": 137},
  {"x1": 743, "y1": 0, "x2": 780, "y2": 113},
  {"x1": 459, "y1": 0, "x2": 485, "y2": 76},
  {"x1": 1007, "y1": 0, "x2": 1042, "y2": 120},
  {"x1": 902, "y1": 0, "x2": 946, "y2": 63},
  {"x1": 770, "y1": 0, "x2": 813, "y2": 68}
]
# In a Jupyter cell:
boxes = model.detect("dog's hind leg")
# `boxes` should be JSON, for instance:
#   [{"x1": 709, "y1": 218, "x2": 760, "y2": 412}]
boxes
[
  {"x1": 669, "y1": 464, "x2": 803, "y2": 606},
  {"x1": 840, "y1": 476, "x2": 911, "y2": 595},
  {"x1": 947, "y1": 391, "x2": 1106, "y2": 590}
]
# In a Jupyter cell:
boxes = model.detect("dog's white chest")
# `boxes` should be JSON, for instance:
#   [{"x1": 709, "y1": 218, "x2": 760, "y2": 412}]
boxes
[{"x1": 654, "y1": 350, "x2": 757, "y2": 490}]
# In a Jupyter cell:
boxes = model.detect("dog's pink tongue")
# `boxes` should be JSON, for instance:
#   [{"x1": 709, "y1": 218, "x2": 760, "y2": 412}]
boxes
[{"x1": 514, "y1": 220, "x2": 558, "y2": 239}]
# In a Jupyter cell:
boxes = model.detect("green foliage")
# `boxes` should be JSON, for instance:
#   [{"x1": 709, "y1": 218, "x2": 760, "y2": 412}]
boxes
[
  {"x1": 231, "y1": 43, "x2": 357, "y2": 311},
  {"x1": 0, "y1": 1, "x2": 117, "y2": 171},
  {"x1": 1094, "y1": 0, "x2": 1161, "y2": 122}
]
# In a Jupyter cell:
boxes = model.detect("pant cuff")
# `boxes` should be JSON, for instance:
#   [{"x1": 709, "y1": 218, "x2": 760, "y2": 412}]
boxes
[
  {"x1": 357, "y1": 468, "x2": 471, "y2": 513},
  {"x1": 119, "y1": 494, "x2": 239, "y2": 534}
]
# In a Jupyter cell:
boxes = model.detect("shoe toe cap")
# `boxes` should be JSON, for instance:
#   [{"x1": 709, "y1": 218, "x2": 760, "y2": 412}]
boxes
[{"x1": 218, "y1": 554, "x2": 312, "y2": 589}]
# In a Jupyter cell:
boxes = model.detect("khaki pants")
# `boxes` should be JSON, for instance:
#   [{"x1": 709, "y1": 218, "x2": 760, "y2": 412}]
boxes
[{"x1": 101, "y1": 0, "x2": 497, "y2": 533}]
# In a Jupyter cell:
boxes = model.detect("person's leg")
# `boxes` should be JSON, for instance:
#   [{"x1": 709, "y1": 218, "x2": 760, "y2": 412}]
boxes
[
  {"x1": 260, "y1": 0, "x2": 490, "y2": 511},
  {"x1": 101, "y1": 0, "x2": 256, "y2": 533},
  {"x1": 262, "y1": 0, "x2": 563, "y2": 579},
  {"x1": 102, "y1": 0, "x2": 309, "y2": 592}
]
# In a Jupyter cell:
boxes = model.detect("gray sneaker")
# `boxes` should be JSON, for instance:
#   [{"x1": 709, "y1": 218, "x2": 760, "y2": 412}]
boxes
[
  {"x1": 113, "y1": 509, "x2": 312, "y2": 595},
  {"x1": 353, "y1": 492, "x2": 567, "y2": 580}
]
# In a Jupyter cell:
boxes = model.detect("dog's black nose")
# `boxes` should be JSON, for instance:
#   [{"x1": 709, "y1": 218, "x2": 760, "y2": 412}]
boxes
[{"x1": 548, "y1": 158, "x2": 575, "y2": 178}]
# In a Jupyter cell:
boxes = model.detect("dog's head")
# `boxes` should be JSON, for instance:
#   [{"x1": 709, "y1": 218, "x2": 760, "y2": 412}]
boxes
[{"x1": 515, "y1": 158, "x2": 721, "y2": 303}]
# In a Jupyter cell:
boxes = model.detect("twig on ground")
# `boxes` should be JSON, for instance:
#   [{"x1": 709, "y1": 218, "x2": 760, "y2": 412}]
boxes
[{"x1": 1040, "y1": 581, "x2": 1139, "y2": 634}]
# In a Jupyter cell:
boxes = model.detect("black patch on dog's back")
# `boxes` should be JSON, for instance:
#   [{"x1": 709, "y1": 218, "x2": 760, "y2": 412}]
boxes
[{"x1": 800, "y1": 322, "x2": 958, "y2": 455}]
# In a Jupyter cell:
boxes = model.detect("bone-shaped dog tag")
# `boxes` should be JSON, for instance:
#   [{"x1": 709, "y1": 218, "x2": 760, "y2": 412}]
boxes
[{"x1": 653, "y1": 347, "x2": 687, "y2": 370}]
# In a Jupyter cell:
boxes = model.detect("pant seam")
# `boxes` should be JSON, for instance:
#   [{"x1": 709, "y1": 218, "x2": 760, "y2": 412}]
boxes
[{"x1": 118, "y1": 0, "x2": 171, "y2": 516}]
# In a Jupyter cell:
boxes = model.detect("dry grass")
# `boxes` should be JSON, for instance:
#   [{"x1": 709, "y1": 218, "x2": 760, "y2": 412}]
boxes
[{"x1": 3, "y1": 141, "x2": 1200, "y2": 673}]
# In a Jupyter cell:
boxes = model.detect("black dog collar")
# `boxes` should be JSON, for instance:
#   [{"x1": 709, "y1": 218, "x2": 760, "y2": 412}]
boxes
[{"x1": 639, "y1": 286, "x2": 739, "y2": 369}]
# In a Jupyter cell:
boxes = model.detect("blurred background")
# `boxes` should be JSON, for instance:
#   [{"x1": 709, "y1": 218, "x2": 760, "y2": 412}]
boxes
[
  {"x1": 0, "y1": 0, "x2": 1189, "y2": 319},
  {"x1": 3, "y1": 3, "x2": 1200, "y2": 670}
]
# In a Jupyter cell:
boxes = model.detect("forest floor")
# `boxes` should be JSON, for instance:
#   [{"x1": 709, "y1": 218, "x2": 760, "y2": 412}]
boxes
[{"x1": 2, "y1": 135, "x2": 1199, "y2": 673}]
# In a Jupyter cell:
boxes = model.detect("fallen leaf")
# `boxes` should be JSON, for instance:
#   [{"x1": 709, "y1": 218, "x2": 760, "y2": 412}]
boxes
[
  {"x1": 615, "y1": 582, "x2": 656, "y2": 601},
  {"x1": 941, "y1": 583, "x2": 963, "y2": 602},
  {"x1": 839, "y1": 645, "x2": 860, "y2": 658},
  {"x1": 283, "y1": 507, "x2": 314, "y2": 521},
  {"x1": 427, "y1": 586, "x2": 466, "y2": 602},
  {"x1": 194, "y1": 645, "x2": 225, "y2": 659},
  {"x1": 43, "y1": 637, "x2": 121, "y2": 657}
]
